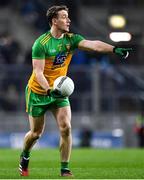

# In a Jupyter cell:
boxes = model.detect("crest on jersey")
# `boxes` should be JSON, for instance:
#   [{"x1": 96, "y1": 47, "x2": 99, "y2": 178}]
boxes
[{"x1": 66, "y1": 44, "x2": 71, "y2": 51}]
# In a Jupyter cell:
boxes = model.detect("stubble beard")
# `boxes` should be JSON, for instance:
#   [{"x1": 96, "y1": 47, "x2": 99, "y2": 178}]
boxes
[{"x1": 61, "y1": 27, "x2": 69, "y2": 33}]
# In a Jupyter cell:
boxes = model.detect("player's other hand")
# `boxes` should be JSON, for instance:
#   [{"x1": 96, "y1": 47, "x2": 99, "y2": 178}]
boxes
[
  {"x1": 113, "y1": 47, "x2": 133, "y2": 59},
  {"x1": 47, "y1": 89, "x2": 65, "y2": 98}
]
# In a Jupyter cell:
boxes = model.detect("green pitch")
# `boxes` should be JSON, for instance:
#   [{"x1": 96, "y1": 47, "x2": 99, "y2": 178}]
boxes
[{"x1": 0, "y1": 148, "x2": 144, "y2": 179}]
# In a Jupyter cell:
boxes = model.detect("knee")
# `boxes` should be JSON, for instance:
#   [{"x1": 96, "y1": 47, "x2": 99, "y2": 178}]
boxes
[
  {"x1": 31, "y1": 131, "x2": 42, "y2": 140},
  {"x1": 60, "y1": 123, "x2": 71, "y2": 137}
]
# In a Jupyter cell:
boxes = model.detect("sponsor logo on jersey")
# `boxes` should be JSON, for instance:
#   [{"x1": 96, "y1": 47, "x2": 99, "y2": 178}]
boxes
[
  {"x1": 53, "y1": 52, "x2": 66, "y2": 65},
  {"x1": 52, "y1": 52, "x2": 67, "y2": 70}
]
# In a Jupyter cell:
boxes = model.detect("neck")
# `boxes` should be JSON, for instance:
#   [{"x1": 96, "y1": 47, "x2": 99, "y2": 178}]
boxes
[{"x1": 50, "y1": 27, "x2": 64, "y2": 39}]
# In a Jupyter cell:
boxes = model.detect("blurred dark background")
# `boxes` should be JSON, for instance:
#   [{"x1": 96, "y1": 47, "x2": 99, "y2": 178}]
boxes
[{"x1": 0, "y1": 0, "x2": 144, "y2": 148}]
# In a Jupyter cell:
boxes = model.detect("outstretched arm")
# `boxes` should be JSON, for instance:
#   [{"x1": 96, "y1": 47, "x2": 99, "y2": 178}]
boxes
[
  {"x1": 78, "y1": 40, "x2": 114, "y2": 53},
  {"x1": 78, "y1": 39, "x2": 132, "y2": 59}
]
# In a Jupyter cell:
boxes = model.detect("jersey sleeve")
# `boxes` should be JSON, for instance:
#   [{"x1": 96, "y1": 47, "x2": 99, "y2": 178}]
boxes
[
  {"x1": 70, "y1": 34, "x2": 85, "y2": 50},
  {"x1": 32, "y1": 40, "x2": 45, "y2": 59}
]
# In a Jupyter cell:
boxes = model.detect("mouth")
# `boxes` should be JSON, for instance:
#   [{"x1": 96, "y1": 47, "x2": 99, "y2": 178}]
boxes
[
  {"x1": 67, "y1": 25, "x2": 70, "y2": 29},
  {"x1": 67, "y1": 23, "x2": 70, "y2": 27}
]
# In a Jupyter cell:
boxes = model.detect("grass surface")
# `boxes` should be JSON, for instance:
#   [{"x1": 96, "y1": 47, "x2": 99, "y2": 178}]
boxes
[{"x1": 0, "y1": 148, "x2": 144, "y2": 179}]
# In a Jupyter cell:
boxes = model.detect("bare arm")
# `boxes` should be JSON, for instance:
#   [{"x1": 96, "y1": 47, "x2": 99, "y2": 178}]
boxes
[
  {"x1": 33, "y1": 59, "x2": 50, "y2": 92},
  {"x1": 78, "y1": 40, "x2": 114, "y2": 53}
]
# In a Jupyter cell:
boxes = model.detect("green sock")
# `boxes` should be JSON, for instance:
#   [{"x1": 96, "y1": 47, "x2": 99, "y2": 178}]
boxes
[
  {"x1": 22, "y1": 150, "x2": 30, "y2": 158},
  {"x1": 61, "y1": 162, "x2": 69, "y2": 170}
]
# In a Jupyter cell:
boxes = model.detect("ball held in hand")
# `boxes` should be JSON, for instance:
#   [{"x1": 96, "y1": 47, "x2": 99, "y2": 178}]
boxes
[{"x1": 53, "y1": 76, "x2": 74, "y2": 97}]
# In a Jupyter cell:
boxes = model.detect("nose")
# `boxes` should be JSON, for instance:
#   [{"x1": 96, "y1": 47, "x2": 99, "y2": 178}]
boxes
[{"x1": 67, "y1": 17, "x2": 71, "y2": 23}]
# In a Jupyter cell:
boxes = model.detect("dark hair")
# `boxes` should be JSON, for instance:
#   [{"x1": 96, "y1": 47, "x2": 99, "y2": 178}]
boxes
[{"x1": 46, "y1": 5, "x2": 68, "y2": 27}]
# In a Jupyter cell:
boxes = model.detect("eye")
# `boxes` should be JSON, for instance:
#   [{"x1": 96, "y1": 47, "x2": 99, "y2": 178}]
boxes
[{"x1": 62, "y1": 14, "x2": 68, "y2": 19}]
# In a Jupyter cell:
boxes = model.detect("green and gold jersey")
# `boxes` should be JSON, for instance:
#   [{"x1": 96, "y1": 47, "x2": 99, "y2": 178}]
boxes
[{"x1": 28, "y1": 31, "x2": 85, "y2": 95}]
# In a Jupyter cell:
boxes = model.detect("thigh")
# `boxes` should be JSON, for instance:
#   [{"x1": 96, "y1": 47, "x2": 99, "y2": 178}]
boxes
[
  {"x1": 29, "y1": 115, "x2": 45, "y2": 134},
  {"x1": 52, "y1": 106, "x2": 71, "y2": 128},
  {"x1": 25, "y1": 86, "x2": 55, "y2": 117}
]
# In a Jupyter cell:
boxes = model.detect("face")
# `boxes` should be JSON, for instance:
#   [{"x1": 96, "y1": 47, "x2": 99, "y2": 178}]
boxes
[{"x1": 53, "y1": 10, "x2": 71, "y2": 33}]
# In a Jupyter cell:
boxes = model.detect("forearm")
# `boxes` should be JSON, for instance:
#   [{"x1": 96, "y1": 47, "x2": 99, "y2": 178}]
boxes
[
  {"x1": 78, "y1": 40, "x2": 114, "y2": 53},
  {"x1": 93, "y1": 40, "x2": 114, "y2": 53},
  {"x1": 35, "y1": 72, "x2": 50, "y2": 91}
]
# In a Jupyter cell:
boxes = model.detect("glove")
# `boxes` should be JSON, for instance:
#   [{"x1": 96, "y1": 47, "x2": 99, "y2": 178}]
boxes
[
  {"x1": 47, "y1": 89, "x2": 65, "y2": 98},
  {"x1": 113, "y1": 47, "x2": 133, "y2": 59}
]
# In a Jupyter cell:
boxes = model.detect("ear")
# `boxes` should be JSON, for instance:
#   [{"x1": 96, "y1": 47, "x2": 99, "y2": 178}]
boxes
[{"x1": 52, "y1": 18, "x2": 57, "y2": 25}]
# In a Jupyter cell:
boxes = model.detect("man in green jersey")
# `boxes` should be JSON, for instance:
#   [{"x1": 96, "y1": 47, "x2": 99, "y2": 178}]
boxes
[{"x1": 19, "y1": 5, "x2": 132, "y2": 177}]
